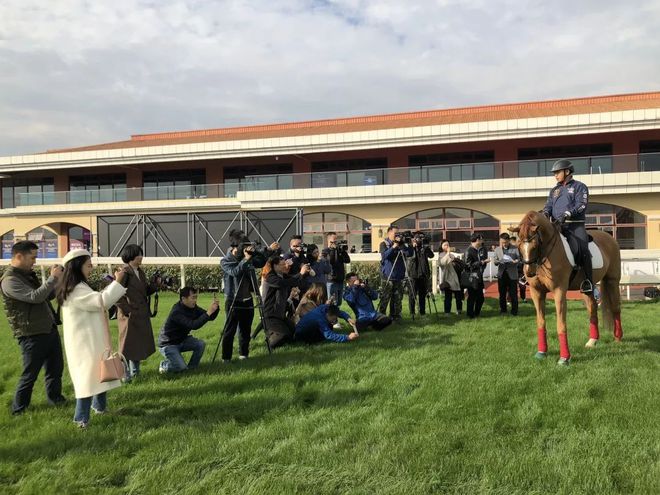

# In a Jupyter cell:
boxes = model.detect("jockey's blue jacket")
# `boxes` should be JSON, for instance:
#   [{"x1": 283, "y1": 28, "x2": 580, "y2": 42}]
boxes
[{"x1": 543, "y1": 178, "x2": 589, "y2": 222}]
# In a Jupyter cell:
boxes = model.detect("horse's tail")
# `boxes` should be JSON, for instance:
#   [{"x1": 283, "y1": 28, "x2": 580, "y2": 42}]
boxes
[{"x1": 599, "y1": 236, "x2": 622, "y2": 336}]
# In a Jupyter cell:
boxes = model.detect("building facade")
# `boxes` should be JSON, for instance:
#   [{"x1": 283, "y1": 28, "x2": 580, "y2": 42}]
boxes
[{"x1": 1, "y1": 91, "x2": 659, "y2": 258}]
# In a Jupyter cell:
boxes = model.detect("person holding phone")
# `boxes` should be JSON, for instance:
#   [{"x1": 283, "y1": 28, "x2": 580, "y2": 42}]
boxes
[{"x1": 157, "y1": 287, "x2": 220, "y2": 374}]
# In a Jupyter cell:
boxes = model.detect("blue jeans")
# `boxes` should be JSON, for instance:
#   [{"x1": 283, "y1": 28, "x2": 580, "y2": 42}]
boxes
[
  {"x1": 74, "y1": 393, "x2": 107, "y2": 423},
  {"x1": 159, "y1": 336, "x2": 206, "y2": 373},
  {"x1": 327, "y1": 282, "x2": 344, "y2": 307}
]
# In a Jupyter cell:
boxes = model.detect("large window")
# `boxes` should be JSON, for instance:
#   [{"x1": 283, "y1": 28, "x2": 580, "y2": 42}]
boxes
[
  {"x1": 586, "y1": 203, "x2": 646, "y2": 249},
  {"x1": 70, "y1": 174, "x2": 126, "y2": 203},
  {"x1": 311, "y1": 158, "x2": 386, "y2": 188},
  {"x1": 639, "y1": 141, "x2": 660, "y2": 172},
  {"x1": 68, "y1": 226, "x2": 92, "y2": 251},
  {"x1": 143, "y1": 169, "x2": 206, "y2": 200},
  {"x1": 1, "y1": 231, "x2": 14, "y2": 259},
  {"x1": 224, "y1": 163, "x2": 293, "y2": 197},
  {"x1": 303, "y1": 212, "x2": 372, "y2": 253},
  {"x1": 1, "y1": 178, "x2": 55, "y2": 208},
  {"x1": 395, "y1": 207, "x2": 500, "y2": 252},
  {"x1": 518, "y1": 144, "x2": 613, "y2": 177},
  {"x1": 26, "y1": 227, "x2": 58, "y2": 259},
  {"x1": 409, "y1": 151, "x2": 495, "y2": 182}
]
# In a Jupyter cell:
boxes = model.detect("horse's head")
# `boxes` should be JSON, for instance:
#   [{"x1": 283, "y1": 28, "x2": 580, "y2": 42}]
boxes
[{"x1": 510, "y1": 211, "x2": 553, "y2": 279}]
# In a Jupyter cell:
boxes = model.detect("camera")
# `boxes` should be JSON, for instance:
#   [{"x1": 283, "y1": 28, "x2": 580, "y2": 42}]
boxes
[
  {"x1": 336, "y1": 239, "x2": 349, "y2": 251},
  {"x1": 413, "y1": 232, "x2": 430, "y2": 246},
  {"x1": 394, "y1": 230, "x2": 413, "y2": 245},
  {"x1": 241, "y1": 239, "x2": 262, "y2": 254},
  {"x1": 153, "y1": 270, "x2": 175, "y2": 288}
]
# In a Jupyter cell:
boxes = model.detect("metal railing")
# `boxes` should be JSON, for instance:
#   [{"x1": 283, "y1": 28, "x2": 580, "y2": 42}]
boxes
[{"x1": 8, "y1": 152, "x2": 660, "y2": 207}]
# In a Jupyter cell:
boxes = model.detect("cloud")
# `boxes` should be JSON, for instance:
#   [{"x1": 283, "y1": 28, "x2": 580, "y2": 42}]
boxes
[{"x1": 1, "y1": 0, "x2": 659, "y2": 155}]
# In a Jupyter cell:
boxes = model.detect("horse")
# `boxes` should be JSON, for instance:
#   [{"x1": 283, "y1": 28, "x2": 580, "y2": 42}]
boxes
[{"x1": 510, "y1": 211, "x2": 623, "y2": 365}]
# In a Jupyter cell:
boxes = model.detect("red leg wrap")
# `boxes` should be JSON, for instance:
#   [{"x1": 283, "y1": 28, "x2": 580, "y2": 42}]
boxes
[
  {"x1": 614, "y1": 312, "x2": 623, "y2": 341},
  {"x1": 589, "y1": 317, "x2": 599, "y2": 340},
  {"x1": 537, "y1": 328, "x2": 547, "y2": 353},
  {"x1": 559, "y1": 333, "x2": 570, "y2": 360}
]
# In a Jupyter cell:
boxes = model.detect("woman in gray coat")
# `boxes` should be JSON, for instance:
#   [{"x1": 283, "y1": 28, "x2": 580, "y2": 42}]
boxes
[
  {"x1": 115, "y1": 244, "x2": 158, "y2": 380},
  {"x1": 438, "y1": 239, "x2": 463, "y2": 315}
]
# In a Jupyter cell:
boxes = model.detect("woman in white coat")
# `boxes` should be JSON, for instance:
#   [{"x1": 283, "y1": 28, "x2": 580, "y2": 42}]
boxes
[
  {"x1": 438, "y1": 240, "x2": 464, "y2": 315},
  {"x1": 56, "y1": 249, "x2": 127, "y2": 428}
]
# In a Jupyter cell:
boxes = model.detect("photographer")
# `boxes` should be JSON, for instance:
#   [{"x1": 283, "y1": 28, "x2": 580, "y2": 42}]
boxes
[
  {"x1": 115, "y1": 244, "x2": 159, "y2": 381},
  {"x1": 324, "y1": 232, "x2": 351, "y2": 306},
  {"x1": 438, "y1": 240, "x2": 463, "y2": 314},
  {"x1": 406, "y1": 231, "x2": 435, "y2": 315},
  {"x1": 1, "y1": 241, "x2": 66, "y2": 415},
  {"x1": 294, "y1": 304, "x2": 359, "y2": 344},
  {"x1": 157, "y1": 287, "x2": 220, "y2": 374},
  {"x1": 465, "y1": 234, "x2": 491, "y2": 319},
  {"x1": 262, "y1": 256, "x2": 311, "y2": 348},
  {"x1": 378, "y1": 226, "x2": 413, "y2": 321},
  {"x1": 344, "y1": 273, "x2": 392, "y2": 331},
  {"x1": 494, "y1": 233, "x2": 520, "y2": 316},
  {"x1": 283, "y1": 235, "x2": 307, "y2": 276},
  {"x1": 220, "y1": 230, "x2": 278, "y2": 362},
  {"x1": 305, "y1": 244, "x2": 331, "y2": 289}
]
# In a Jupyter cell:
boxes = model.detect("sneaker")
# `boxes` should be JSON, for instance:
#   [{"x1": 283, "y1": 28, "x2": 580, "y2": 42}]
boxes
[
  {"x1": 91, "y1": 407, "x2": 106, "y2": 415},
  {"x1": 332, "y1": 323, "x2": 342, "y2": 330},
  {"x1": 238, "y1": 355, "x2": 248, "y2": 361},
  {"x1": 222, "y1": 359, "x2": 231, "y2": 364},
  {"x1": 158, "y1": 360, "x2": 168, "y2": 375},
  {"x1": 74, "y1": 420, "x2": 88, "y2": 429}
]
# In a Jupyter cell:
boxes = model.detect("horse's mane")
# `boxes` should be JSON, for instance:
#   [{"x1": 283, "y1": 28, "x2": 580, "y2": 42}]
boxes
[{"x1": 516, "y1": 210, "x2": 552, "y2": 240}]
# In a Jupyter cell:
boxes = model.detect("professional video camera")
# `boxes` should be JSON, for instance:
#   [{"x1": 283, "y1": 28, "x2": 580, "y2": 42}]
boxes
[
  {"x1": 240, "y1": 239, "x2": 263, "y2": 254},
  {"x1": 153, "y1": 270, "x2": 175, "y2": 288},
  {"x1": 394, "y1": 230, "x2": 414, "y2": 245},
  {"x1": 336, "y1": 239, "x2": 349, "y2": 251},
  {"x1": 413, "y1": 231, "x2": 431, "y2": 246}
]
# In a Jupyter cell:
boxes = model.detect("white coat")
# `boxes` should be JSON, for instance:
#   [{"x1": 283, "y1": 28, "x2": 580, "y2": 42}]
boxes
[{"x1": 61, "y1": 281, "x2": 127, "y2": 398}]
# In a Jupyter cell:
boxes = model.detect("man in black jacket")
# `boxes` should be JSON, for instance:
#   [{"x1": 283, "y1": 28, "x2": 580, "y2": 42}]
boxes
[
  {"x1": 1, "y1": 241, "x2": 66, "y2": 415},
  {"x1": 406, "y1": 232, "x2": 435, "y2": 315},
  {"x1": 158, "y1": 287, "x2": 220, "y2": 374},
  {"x1": 465, "y1": 234, "x2": 491, "y2": 319},
  {"x1": 324, "y1": 231, "x2": 351, "y2": 306}
]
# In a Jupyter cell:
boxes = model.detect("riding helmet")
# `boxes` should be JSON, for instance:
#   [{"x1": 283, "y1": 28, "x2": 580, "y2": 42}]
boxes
[{"x1": 550, "y1": 159, "x2": 574, "y2": 173}]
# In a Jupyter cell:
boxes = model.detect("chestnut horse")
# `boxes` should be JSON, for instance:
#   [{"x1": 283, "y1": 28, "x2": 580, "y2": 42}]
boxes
[{"x1": 511, "y1": 211, "x2": 623, "y2": 364}]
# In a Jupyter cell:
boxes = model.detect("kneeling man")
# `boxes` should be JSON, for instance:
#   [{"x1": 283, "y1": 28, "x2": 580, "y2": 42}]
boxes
[
  {"x1": 294, "y1": 304, "x2": 359, "y2": 344},
  {"x1": 344, "y1": 273, "x2": 392, "y2": 331},
  {"x1": 158, "y1": 287, "x2": 220, "y2": 374}
]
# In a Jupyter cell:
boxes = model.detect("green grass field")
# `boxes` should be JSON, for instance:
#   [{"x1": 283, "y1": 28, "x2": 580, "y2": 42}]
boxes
[{"x1": 1, "y1": 292, "x2": 659, "y2": 494}]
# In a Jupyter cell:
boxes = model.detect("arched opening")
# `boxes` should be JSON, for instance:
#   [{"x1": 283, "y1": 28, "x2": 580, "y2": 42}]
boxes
[
  {"x1": 394, "y1": 207, "x2": 500, "y2": 251},
  {"x1": 67, "y1": 225, "x2": 92, "y2": 251},
  {"x1": 25, "y1": 227, "x2": 58, "y2": 259},
  {"x1": 586, "y1": 203, "x2": 646, "y2": 249},
  {"x1": 1, "y1": 230, "x2": 14, "y2": 259},
  {"x1": 303, "y1": 212, "x2": 371, "y2": 253}
]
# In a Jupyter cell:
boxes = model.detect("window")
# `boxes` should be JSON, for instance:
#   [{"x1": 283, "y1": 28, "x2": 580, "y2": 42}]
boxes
[
  {"x1": 311, "y1": 158, "x2": 387, "y2": 188},
  {"x1": 68, "y1": 226, "x2": 92, "y2": 251},
  {"x1": 26, "y1": 227, "x2": 59, "y2": 259},
  {"x1": 224, "y1": 163, "x2": 293, "y2": 196},
  {"x1": 70, "y1": 174, "x2": 126, "y2": 203},
  {"x1": 1, "y1": 231, "x2": 14, "y2": 259},
  {"x1": 143, "y1": 169, "x2": 206, "y2": 200},
  {"x1": 409, "y1": 151, "x2": 495, "y2": 183},
  {"x1": 1, "y1": 178, "x2": 54, "y2": 208},
  {"x1": 303, "y1": 212, "x2": 372, "y2": 253},
  {"x1": 517, "y1": 144, "x2": 613, "y2": 177},
  {"x1": 585, "y1": 203, "x2": 646, "y2": 249}
]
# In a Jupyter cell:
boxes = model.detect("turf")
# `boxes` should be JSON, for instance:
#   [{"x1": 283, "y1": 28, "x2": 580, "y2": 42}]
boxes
[{"x1": 0, "y1": 293, "x2": 658, "y2": 494}]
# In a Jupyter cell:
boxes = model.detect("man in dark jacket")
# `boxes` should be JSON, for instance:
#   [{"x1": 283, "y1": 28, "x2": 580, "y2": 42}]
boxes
[
  {"x1": 465, "y1": 234, "x2": 491, "y2": 319},
  {"x1": 494, "y1": 233, "x2": 520, "y2": 316},
  {"x1": 378, "y1": 226, "x2": 413, "y2": 321},
  {"x1": 294, "y1": 304, "x2": 358, "y2": 344},
  {"x1": 157, "y1": 287, "x2": 220, "y2": 374},
  {"x1": 324, "y1": 231, "x2": 351, "y2": 306},
  {"x1": 344, "y1": 273, "x2": 392, "y2": 331},
  {"x1": 543, "y1": 159, "x2": 593, "y2": 293},
  {"x1": 220, "y1": 230, "x2": 278, "y2": 362},
  {"x1": 0, "y1": 241, "x2": 65, "y2": 415},
  {"x1": 406, "y1": 232, "x2": 435, "y2": 315}
]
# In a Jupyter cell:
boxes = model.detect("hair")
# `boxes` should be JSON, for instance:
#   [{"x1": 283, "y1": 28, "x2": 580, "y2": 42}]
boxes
[
  {"x1": 387, "y1": 225, "x2": 399, "y2": 233},
  {"x1": 289, "y1": 234, "x2": 302, "y2": 244},
  {"x1": 326, "y1": 231, "x2": 337, "y2": 237},
  {"x1": 56, "y1": 255, "x2": 91, "y2": 305},
  {"x1": 262, "y1": 255, "x2": 282, "y2": 279},
  {"x1": 345, "y1": 272, "x2": 358, "y2": 280},
  {"x1": 441, "y1": 239, "x2": 449, "y2": 245},
  {"x1": 302, "y1": 283, "x2": 326, "y2": 306},
  {"x1": 121, "y1": 244, "x2": 144, "y2": 264},
  {"x1": 179, "y1": 286, "x2": 198, "y2": 299},
  {"x1": 11, "y1": 241, "x2": 39, "y2": 257},
  {"x1": 229, "y1": 229, "x2": 247, "y2": 247},
  {"x1": 499, "y1": 233, "x2": 510, "y2": 240},
  {"x1": 326, "y1": 304, "x2": 340, "y2": 318},
  {"x1": 470, "y1": 233, "x2": 483, "y2": 243},
  {"x1": 306, "y1": 244, "x2": 319, "y2": 258}
]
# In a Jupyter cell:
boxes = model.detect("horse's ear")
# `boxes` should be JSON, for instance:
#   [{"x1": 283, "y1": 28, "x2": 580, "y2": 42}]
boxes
[{"x1": 509, "y1": 226, "x2": 520, "y2": 233}]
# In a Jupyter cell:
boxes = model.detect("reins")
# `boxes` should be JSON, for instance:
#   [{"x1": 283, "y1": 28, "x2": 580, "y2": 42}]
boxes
[{"x1": 521, "y1": 220, "x2": 560, "y2": 270}]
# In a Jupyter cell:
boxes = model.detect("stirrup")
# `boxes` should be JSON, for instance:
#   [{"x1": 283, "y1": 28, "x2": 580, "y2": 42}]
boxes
[{"x1": 580, "y1": 279, "x2": 593, "y2": 294}]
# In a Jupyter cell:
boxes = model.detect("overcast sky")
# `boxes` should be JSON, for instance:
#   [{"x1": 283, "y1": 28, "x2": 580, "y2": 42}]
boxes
[{"x1": 1, "y1": 0, "x2": 659, "y2": 156}]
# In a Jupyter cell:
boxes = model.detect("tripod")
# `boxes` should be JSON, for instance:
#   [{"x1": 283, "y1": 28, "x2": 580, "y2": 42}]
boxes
[
  {"x1": 381, "y1": 245, "x2": 417, "y2": 321},
  {"x1": 212, "y1": 266, "x2": 271, "y2": 363}
]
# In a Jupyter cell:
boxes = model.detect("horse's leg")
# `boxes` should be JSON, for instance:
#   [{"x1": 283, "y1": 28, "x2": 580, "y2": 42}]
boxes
[
  {"x1": 554, "y1": 288, "x2": 571, "y2": 365},
  {"x1": 531, "y1": 288, "x2": 547, "y2": 359},
  {"x1": 584, "y1": 293, "x2": 599, "y2": 348}
]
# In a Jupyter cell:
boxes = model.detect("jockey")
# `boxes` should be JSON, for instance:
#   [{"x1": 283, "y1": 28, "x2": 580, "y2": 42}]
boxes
[{"x1": 543, "y1": 159, "x2": 593, "y2": 293}]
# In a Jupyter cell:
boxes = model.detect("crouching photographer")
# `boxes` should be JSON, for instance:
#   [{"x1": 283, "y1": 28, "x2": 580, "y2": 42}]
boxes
[
  {"x1": 157, "y1": 287, "x2": 220, "y2": 374},
  {"x1": 406, "y1": 232, "x2": 435, "y2": 315},
  {"x1": 343, "y1": 273, "x2": 392, "y2": 331}
]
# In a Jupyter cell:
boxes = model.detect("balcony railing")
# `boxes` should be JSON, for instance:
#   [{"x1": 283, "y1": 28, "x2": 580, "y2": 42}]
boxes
[{"x1": 7, "y1": 152, "x2": 660, "y2": 208}]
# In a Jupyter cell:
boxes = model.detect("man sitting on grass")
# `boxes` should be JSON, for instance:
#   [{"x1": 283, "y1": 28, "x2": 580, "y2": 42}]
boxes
[
  {"x1": 343, "y1": 273, "x2": 392, "y2": 331},
  {"x1": 294, "y1": 304, "x2": 359, "y2": 344},
  {"x1": 158, "y1": 287, "x2": 220, "y2": 374}
]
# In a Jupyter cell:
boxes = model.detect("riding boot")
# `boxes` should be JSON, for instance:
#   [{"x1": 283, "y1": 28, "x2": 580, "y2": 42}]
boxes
[{"x1": 580, "y1": 251, "x2": 594, "y2": 294}]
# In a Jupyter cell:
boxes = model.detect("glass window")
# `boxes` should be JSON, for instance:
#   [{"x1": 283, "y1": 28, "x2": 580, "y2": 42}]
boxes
[
  {"x1": 427, "y1": 166, "x2": 451, "y2": 182},
  {"x1": 518, "y1": 161, "x2": 539, "y2": 177},
  {"x1": 474, "y1": 163, "x2": 495, "y2": 179},
  {"x1": 591, "y1": 157, "x2": 612, "y2": 174}
]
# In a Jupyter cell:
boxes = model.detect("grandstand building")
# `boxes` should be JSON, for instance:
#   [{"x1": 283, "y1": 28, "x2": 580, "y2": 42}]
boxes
[{"x1": 1, "y1": 91, "x2": 659, "y2": 259}]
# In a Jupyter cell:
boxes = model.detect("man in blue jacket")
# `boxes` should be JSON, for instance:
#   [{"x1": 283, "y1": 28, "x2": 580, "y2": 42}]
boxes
[
  {"x1": 344, "y1": 273, "x2": 392, "y2": 331},
  {"x1": 158, "y1": 287, "x2": 220, "y2": 373},
  {"x1": 543, "y1": 159, "x2": 593, "y2": 293},
  {"x1": 378, "y1": 226, "x2": 413, "y2": 321},
  {"x1": 294, "y1": 304, "x2": 359, "y2": 344}
]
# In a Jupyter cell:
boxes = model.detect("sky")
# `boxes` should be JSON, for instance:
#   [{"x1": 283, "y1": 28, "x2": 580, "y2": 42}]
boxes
[{"x1": 1, "y1": 0, "x2": 659, "y2": 156}]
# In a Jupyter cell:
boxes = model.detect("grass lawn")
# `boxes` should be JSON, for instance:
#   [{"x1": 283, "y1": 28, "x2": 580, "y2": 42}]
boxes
[{"x1": 0, "y1": 292, "x2": 659, "y2": 494}]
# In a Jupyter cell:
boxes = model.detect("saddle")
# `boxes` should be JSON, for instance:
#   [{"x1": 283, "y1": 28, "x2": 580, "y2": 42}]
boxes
[{"x1": 559, "y1": 233, "x2": 604, "y2": 270}]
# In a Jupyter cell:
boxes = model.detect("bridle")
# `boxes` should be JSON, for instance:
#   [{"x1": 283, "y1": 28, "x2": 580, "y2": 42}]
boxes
[{"x1": 521, "y1": 223, "x2": 560, "y2": 269}]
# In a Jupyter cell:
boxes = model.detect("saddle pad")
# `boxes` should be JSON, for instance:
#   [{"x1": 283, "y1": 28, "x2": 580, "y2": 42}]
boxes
[{"x1": 560, "y1": 234, "x2": 604, "y2": 270}]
